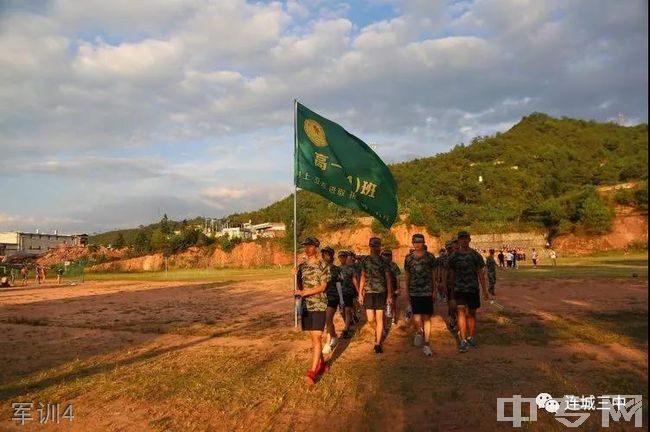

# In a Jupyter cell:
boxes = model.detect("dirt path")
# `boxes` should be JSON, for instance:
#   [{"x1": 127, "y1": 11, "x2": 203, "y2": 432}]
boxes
[{"x1": 0, "y1": 276, "x2": 647, "y2": 431}]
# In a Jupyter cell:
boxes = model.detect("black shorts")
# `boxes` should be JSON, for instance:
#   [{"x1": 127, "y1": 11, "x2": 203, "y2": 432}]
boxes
[
  {"x1": 364, "y1": 292, "x2": 387, "y2": 310},
  {"x1": 454, "y1": 291, "x2": 481, "y2": 310},
  {"x1": 342, "y1": 294, "x2": 356, "y2": 307},
  {"x1": 410, "y1": 296, "x2": 433, "y2": 315},
  {"x1": 301, "y1": 310, "x2": 326, "y2": 331},
  {"x1": 327, "y1": 294, "x2": 340, "y2": 308}
]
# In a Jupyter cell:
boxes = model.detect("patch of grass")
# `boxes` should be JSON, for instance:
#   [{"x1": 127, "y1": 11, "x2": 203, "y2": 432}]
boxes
[
  {"x1": 85, "y1": 267, "x2": 291, "y2": 282},
  {"x1": 501, "y1": 253, "x2": 648, "y2": 280},
  {"x1": 2, "y1": 316, "x2": 49, "y2": 326},
  {"x1": 480, "y1": 309, "x2": 648, "y2": 348}
]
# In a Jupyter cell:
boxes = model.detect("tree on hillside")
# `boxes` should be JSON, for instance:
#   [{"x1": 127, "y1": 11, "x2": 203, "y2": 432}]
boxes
[
  {"x1": 151, "y1": 227, "x2": 169, "y2": 251},
  {"x1": 160, "y1": 214, "x2": 171, "y2": 234},
  {"x1": 113, "y1": 233, "x2": 126, "y2": 249},
  {"x1": 133, "y1": 231, "x2": 151, "y2": 254}
]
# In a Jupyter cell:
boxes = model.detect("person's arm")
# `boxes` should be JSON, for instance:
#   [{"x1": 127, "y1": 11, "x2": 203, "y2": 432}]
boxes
[
  {"x1": 358, "y1": 269, "x2": 366, "y2": 304},
  {"x1": 385, "y1": 269, "x2": 393, "y2": 302},
  {"x1": 476, "y1": 255, "x2": 488, "y2": 299}
]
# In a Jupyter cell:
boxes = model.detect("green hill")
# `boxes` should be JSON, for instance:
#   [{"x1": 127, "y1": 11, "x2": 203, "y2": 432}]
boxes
[
  {"x1": 91, "y1": 113, "x2": 648, "y2": 251},
  {"x1": 228, "y1": 113, "x2": 648, "y2": 242}
]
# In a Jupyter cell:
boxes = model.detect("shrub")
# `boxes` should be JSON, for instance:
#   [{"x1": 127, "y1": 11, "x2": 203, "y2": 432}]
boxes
[{"x1": 578, "y1": 193, "x2": 614, "y2": 234}]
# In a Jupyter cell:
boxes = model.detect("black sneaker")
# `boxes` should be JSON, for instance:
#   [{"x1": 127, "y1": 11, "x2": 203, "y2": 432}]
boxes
[{"x1": 374, "y1": 344, "x2": 383, "y2": 354}]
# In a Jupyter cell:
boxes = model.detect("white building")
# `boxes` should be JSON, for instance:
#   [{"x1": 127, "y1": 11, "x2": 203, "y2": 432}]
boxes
[
  {"x1": 219, "y1": 227, "x2": 253, "y2": 240},
  {"x1": 251, "y1": 222, "x2": 286, "y2": 239},
  {"x1": 0, "y1": 231, "x2": 88, "y2": 256}
]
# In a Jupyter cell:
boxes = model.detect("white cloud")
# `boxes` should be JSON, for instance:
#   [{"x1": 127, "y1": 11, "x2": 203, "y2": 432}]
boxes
[{"x1": 0, "y1": 0, "x2": 647, "y2": 232}]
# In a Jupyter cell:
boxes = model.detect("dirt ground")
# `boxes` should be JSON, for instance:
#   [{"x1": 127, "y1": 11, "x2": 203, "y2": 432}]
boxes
[{"x1": 0, "y1": 273, "x2": 647, "y2": 431}]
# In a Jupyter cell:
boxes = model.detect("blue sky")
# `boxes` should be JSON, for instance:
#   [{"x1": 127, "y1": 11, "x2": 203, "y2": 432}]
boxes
[{"x1": 0, "y1": 0, "x2": 647, "y2": 234}]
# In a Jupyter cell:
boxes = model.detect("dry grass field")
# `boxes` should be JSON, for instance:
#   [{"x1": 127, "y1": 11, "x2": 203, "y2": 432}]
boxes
[{"x1": 0, "y1": 255, "x2": 647, "y2": 431}]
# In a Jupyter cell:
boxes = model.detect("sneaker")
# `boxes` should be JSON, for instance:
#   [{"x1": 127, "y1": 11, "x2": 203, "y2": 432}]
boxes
[
  {"x1": 374, "y1": 344, "x2": 383, "y2": 354},
  {"x1": 467, "y1": 337, "x2": 478, "y2": 348},
  {"x1": 322, "y1": 343, "x2": 332, "y2": 355},
  {"x1": 459, "y1": 339, "x2": 469, "y2": 353},
  {"x1": 413, "y1": 333, "x2": 424, "y2": 347},
  {"x1": 329, "y1": 336, "x2": 339, "y2": 349},
  {"x1": 304, "y1": 370, "x2": 317, "y2": 385},
  {"x1": 422, "y1": 344, "x2": 433, "y2": 357}
]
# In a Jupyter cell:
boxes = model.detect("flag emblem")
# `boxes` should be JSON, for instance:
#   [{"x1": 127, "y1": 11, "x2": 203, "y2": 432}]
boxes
[{"x1": 304, "y1": 119, "x2": 328, "y2": 147}]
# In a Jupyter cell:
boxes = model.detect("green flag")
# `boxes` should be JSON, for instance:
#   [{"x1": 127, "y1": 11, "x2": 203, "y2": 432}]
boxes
[{"x1": 294, "y1": 102, "x2": 398, "y2": 228}]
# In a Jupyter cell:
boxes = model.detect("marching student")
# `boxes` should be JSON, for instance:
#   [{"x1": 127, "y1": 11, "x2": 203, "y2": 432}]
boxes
[
  {"x1": 321, "y1": 246, "x2": 340, "y2": 355},
  {"x1": 448, "y1": 231, "x2": 489, "y2": 353},
  {"x1": 404, "y1": 234, "x2": 437, "y2": 356},
  {"x1": 296, "y1": 237, "x2": 331, "y2": 384},
  {"x1": 381, "y1": 249, "x2": 401, "y2": 327},
  {"x1": 359, "y1": 237, "x2": 393, "y2": 354},
  {"x1": 338, "y1": 250, "x2": 358, "y2": 338}
]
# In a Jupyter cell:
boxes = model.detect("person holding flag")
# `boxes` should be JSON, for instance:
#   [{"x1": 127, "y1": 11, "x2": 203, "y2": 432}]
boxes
[{"x1": 296, "y1": 237, "x2": 331, "y2": 384}]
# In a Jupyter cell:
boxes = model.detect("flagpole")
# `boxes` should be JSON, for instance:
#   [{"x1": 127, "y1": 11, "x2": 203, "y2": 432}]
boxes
[{"x1": 293, "y1": 99, "x2": 298, "y2": 328}]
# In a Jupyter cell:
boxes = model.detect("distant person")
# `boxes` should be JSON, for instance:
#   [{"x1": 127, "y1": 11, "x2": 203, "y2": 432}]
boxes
[
  {"x1": 57, "y1": 267, "x2": 64, "y2": 284},
  {"x1": 549, "y1": 250, "x2": 557, "y2": 267},
  {"x1": 506, "y1": 251, "x2": 513, "y2": 269},
  {"x1": 531, "y1": 249, "x2": 539, "y2": 269},
  {"x1": 20, "y1": 265, "x2": 28, "y2": 286},
  {"x1": 35, "y1": 265, "x2": 42, "y2": 284},
  {"x1": 486, "y1": 249, "x2": 497, "y2": 296},
  {"x1": 497, "y1": 250, "x2": 505, "y2": 269},
  {"x1": 511, "y1": 249, "x2": 518, "y2": 269}
]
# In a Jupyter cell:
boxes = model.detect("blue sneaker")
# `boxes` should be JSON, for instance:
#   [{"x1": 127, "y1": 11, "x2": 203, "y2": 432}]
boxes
[
  {"x1": 467, "y1": 337, "x2": 478, "y2": 348},
  {"x1": 459, "y1": 339, "x2": 469, "y2": 353}
]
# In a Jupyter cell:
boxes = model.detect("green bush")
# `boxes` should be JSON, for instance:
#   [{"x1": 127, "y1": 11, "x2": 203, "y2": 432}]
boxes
[
  {"x1": 578, "y1": 192, "x2": 614, "y2": 234},
  {"x1": 219, "y1": 236, "x2": 242, "y2": 253}
]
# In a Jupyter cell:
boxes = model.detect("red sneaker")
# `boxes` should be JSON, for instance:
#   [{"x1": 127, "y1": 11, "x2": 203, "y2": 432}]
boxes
[{"x1": 304, "y1": 370, "x2": 317, "y2": 385}]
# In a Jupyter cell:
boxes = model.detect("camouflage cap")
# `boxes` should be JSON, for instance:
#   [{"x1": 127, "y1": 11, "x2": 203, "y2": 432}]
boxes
[
  {"x1": 457, "y1": 230, "x2": 470, "y2": 239},
  {"x1": 369, "y1": 237, "x2": 382, "y2": 247},
  {"x1": 412, "y1": 233, "x2": 425, "y2": 243},
  {"x1": 321, "y1": 246, "x2": 334, "y2": 255},
  {"x1": 337, "y1": 249, "x2": 349, "y2": 257},
  {"x1": 380, "y1": 249, "x2": 392, "y2": 256},
  {"x1": 301, "y1": 237, "x2": 320, "y2": 246}
]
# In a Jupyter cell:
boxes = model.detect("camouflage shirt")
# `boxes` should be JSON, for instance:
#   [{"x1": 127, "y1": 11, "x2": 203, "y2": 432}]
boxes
[
  {"x1": 326, "y1": 264, "x2": 341, "y2": 299},
  {"x1": 297, "y1": 259, "x2": 331, "y2": 312},
  {"x1": 386, "y1": 261, "x2": 401, "y2": 295},
  {"x1": 338, "y1": 264, "x2": 357, "y2": 297},
  {"x1": 448, "y1": 249, "x2": 485, "y2": 293},
  {"x1": 486, "y1": 256, "x2": 497, "y2": 284},
  {"x1": 360, "y1": 254, "x2": 388, "y2": 294},
  {"x1": 404, "y1": 251, "x2": 437, "y2": 296}
]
